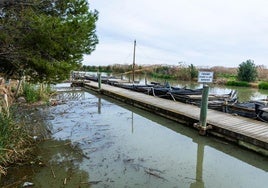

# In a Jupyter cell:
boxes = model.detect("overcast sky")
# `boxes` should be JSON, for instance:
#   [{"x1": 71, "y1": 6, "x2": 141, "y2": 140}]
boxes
[{"x1": 84, "y1": 0, "x2": 268, "y2": 67}]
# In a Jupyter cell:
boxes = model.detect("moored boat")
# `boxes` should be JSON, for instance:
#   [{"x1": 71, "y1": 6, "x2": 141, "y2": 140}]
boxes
[{"x1": 223, "y1": 98, "x2": 268, "y2": 122}]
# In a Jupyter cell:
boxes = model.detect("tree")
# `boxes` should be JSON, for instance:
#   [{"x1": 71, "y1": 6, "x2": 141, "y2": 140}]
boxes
[
  {"x1": 0, "y1": 0, "x2": 98, "y2": 83},
  {"x1": 237, "y1": 59, "x2": 258, "y2": 82}
]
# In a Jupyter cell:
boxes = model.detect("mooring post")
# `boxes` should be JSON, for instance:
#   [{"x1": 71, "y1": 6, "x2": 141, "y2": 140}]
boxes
[
  {"x1": 197, "y1": 84, "x2": 210, "y2": 135},
  {"x1": 97, "y1": 72, "x2": 101, "y2": 90}
]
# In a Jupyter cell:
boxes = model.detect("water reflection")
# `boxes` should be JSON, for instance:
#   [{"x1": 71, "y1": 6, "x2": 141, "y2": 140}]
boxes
[
  {"x1": 191, "y1": 143, "x2": 205, "y2": 188},
  {"x1": 53, "y1": 88, "x2": 86, "y2": 101},
  {"x1": 98, "y1": 97, "x2": 101, "y2": 114}
]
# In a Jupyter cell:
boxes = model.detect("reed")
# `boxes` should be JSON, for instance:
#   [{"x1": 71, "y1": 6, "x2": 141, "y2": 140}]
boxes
[{"x1": 0, "y1": 104, "x2": 34, "y2": 175}]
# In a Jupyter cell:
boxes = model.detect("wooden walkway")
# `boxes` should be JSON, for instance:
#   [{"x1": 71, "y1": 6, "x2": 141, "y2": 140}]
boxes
[{"x1": 83, "y1": 82, "x2": 268, "y2": 155}]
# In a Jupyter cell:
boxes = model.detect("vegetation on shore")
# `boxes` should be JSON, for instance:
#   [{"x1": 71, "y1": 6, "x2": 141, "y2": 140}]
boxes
[{"x1": 0, "y1": 82, "x2": 54, "y2": 175}]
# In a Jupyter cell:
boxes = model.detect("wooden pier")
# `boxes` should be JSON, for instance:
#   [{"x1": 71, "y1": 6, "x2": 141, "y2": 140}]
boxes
[{"x1": 82, "y1": 81, "x2": 268, "y2": 156}]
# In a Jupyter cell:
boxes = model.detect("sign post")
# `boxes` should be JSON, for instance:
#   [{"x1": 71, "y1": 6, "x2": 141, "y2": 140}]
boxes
[{"x1": 194, "y1": 71, "x2": 213, "y2": 135}]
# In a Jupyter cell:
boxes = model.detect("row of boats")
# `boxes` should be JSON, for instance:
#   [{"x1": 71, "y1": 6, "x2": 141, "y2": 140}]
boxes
[{"x1": 84, "y1": 74, "x2": 268, "y2": 123}]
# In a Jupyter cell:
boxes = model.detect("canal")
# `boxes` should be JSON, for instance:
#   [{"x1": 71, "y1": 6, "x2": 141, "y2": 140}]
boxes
[{"x1": 1, "y1": 84, "x2": 268, "y2": 188}]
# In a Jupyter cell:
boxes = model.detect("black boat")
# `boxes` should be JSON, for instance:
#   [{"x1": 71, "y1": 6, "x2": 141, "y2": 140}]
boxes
[
  {"x1": 257, "y1": 107, "x2": 268, "y2": 122},
  {"x1": 223, "y1": 101, "x2": 257, "y2": 118},
  {"x1": 223, "y1": 99, "x2": 268, "y2": 122}
]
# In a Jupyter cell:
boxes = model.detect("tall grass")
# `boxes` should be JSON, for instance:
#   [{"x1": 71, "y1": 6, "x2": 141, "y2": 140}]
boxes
[{"x1": 0, "y1": 107, "x2": 33, "y2": 175}]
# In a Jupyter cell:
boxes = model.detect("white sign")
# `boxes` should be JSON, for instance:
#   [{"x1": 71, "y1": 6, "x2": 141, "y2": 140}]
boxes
[{"x1": 198, "y1": 71, "x2": 214, "y2": 83}]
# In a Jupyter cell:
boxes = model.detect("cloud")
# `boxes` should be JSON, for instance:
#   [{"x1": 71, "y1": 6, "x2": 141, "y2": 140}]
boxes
[{"x1": 86, "y1": 0, "x2": 268, "y2": 67}]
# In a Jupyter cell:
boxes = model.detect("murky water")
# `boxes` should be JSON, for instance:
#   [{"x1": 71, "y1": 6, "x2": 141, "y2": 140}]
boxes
[{"x1": 2, "y1": 86, "x2": 268, "y2": 188}]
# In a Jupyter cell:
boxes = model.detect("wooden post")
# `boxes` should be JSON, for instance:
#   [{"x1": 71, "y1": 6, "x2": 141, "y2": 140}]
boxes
[
  {"x1": 199, "y1": 85, "x2": 209, "y2": 135},
  {"x1": 97, "y1": 72, "x2": 101, "y2": 90}
]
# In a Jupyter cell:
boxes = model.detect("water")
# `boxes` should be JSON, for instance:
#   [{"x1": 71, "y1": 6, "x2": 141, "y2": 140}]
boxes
[{"x1": 1, "y1": 86, "x2": 268, "y2": 188}]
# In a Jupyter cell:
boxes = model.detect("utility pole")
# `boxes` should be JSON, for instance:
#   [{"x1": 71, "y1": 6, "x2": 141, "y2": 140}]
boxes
[{"x1": 132, "y1": 40, "x2": 136, "y2": 84}]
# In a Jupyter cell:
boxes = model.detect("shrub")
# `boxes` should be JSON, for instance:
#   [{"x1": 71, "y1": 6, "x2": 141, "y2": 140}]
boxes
[
  {"x1": 226, "y1": 81, "x2": 250, "y2": 87},
  {"x1": 258, "y1": 82, "x2": 268, "y2": 90},
  {"x1": 237, "y1": 60, "x2": 258, "y2": 82}
]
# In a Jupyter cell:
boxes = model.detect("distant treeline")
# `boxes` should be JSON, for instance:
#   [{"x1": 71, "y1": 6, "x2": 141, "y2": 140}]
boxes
[
  {"x1": 80, "y1": 64, "x2": 199, "y2": 81},
  {"x1": 80, "y1": 63, "x2": 268, "y2": 83}
]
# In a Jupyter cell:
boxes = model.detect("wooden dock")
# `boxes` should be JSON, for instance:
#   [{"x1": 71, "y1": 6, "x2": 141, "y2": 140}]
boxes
[{"x1": 83, "y1": 81, "x2": 268, "y2": 155}]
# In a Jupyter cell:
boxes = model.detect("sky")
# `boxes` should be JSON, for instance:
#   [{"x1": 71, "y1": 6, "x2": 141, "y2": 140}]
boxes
[{"x1": 84, "y1": 0, "x2": 268, "y2": 68}]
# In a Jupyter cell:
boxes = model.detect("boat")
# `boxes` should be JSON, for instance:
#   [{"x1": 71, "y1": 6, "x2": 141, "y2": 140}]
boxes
[
  {"x1": 257, "y1": 107, "x2": 268, "y2": 122},
  {"x1": 223, "y1": 101, "x2": 257, "y2": 118},
  {"x1": 223, "y1": 98, "x2": 268, "y2": 122}
]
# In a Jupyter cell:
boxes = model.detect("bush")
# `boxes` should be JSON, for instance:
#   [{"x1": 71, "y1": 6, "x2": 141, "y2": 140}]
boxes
[
  {"x1": 258, "y1": 82, "x2": 268, "y2": 90},
  {"x1": 237, "y1": 60, "x2": 258, "y2": 82},
  {"x1": 226, "y1": 81, "x2": 250, "y2": 87}
]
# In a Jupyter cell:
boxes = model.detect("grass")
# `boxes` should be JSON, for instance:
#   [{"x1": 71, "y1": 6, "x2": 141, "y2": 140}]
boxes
[
  {"x1": 217, "y1": 73, "x2": 236, "y2": 80},
  {"x1": 23, "y1": 83, "x2": 40, "y2": 103},
  {"x1": 226, "y1": 80, "x2": 250, "y2": 87},
  {"x1": 23, "y1": 83, "x2": 54, "y2": 103},
  {"x1": 258, "y1": 82, "x2": 268, "y2": 90}
]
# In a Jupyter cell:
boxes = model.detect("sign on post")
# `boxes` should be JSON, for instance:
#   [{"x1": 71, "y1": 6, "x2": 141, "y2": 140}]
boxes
[{"x1": 198, "y1": 71, "x2": 214, "y2": 83}]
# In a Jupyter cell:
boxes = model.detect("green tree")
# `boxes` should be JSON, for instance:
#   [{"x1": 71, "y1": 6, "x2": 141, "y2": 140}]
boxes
[
  {"x1": 0, "y1": 0, "x2": 98, "y2": 83},
  {"x1": 237, "y1": 60, "x2": 258, "y2": 82}
]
